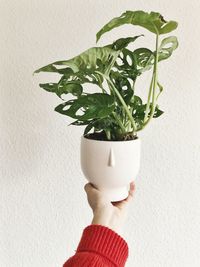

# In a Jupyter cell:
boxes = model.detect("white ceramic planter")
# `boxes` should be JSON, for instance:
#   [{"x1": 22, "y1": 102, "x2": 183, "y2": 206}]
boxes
[{"x1": 80, "y1": 136, "x2": 141, "y2": 201}]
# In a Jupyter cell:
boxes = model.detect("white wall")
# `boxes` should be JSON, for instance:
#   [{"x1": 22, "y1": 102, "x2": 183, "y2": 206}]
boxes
[{"x1": 1, "y1": 1, "x2": 200, "y2": 266}]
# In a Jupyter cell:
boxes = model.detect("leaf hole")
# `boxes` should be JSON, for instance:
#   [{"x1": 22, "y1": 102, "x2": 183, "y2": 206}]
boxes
[
  {"x1": 75, "y1": 108, "x2": 85, "y2": 116},
  {"x1": 85, "y1": 75, "x2": 94, "y2": 82},
  {"x1": 126, "y1": 55, "x2": 132, "y2": 65},
  {"x1": 116, "y1": 58, "x2": 123, "y2": 66},
  {"x1": 119, "y1": 52, "x2": 124, "y2": 58},
  {"x1": 162, "y1": 43, "x2": 172, "y2": 49},
  {"x1": 122, "y1": 85, "x2": 128, "y2": 90},
  {"x1": 53, "y1": 64, "x2": 66, "y2": 70},
  {"x1": 63, "y1": 105, "x2": 71, "y2": 111}
]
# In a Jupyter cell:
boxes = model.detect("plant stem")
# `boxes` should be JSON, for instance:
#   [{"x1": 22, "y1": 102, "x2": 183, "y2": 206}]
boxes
[
  {"x1": 99, "y1": 81, "x2": 126, "y2": 134},
  {"x1": 112, "y1": 112, "x2": 126, "y2": 133},
  {"x1": 156, "y1": 80, "x2": 163, "y2": 101},
  {"x1": 144, "y1": 74, "x2": 154, "y2": 122},
  {"x1": 105, "y1": 129, "x2": 111, "y2": 140},
  {"x1": 105, "y1": 52, "x2": 120, "y2": 76},
  {"x1": 106, "y1": 78, "x2": 137, "y2": 133},
  {"x1": 140, "y1": 33, "x2": 159, "y2": 130}
]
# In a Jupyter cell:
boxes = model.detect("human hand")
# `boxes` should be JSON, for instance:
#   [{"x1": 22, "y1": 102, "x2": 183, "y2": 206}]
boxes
[{"x1": 84, "y1": 182, "x2": 135, "y2": 235}]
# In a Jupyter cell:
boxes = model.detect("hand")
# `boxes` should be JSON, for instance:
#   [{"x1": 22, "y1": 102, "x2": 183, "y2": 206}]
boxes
[{"x1": 84, "y1": 182, "x2": 135, "y2": 235}]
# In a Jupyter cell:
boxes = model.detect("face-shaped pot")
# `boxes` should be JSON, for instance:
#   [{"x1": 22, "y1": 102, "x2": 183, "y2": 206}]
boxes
[{"x1": 80, "y1": 136, "x2": 141, "y2": 201}]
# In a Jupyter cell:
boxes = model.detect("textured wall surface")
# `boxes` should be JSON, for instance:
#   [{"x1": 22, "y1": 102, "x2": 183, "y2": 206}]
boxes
[{"x1": 1, "y1": 1, "x2": 200, "y2": 266}]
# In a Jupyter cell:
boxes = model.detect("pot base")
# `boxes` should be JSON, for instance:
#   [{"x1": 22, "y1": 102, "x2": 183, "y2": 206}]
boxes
[{"x1": 100, "y1": 186, "x2": 129, "y2": 202}]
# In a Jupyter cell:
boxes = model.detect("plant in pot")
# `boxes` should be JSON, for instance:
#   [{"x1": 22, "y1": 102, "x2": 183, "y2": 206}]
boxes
[{"x1": 34, "y1": 10, "x2": 178, "y2": 201}]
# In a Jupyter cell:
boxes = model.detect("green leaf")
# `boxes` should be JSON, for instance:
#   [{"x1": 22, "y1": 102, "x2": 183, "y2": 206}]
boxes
[
  {"x1": 131, "y1": 95, "x2": 143, "y2": 106},
  {"x1": 84, "y1": 122, "x2": 95, "y2": 135},
  {"x1": 132, "y1": 100, "x2": 164, "y2": 122},
  {"x1": 110, "y1": 70, "x2": 134, "y2": 104},
  {"x1": 105, "y1": 35, "x2": 143, "y2": 50},
  {"x1": 96, "y1": 10, "x2": 178, "y2": 42},
  {"x1": 70, "y1": 120, "x2": 92, "y2": 126},
  {"x1": 34, "y1": 47, "x2": 119, "y2": 91},
  {"x1": 39, "y1": 82, "x2": 83, "y2": 98},
  {"x1": 34, "y1": 47, "x2": 119, "y2": 75},
  {"x1": 111, "y1": 48, "x2": 139, "y2": 82},
  {"x1": 133, "y1": 48, "x2": 154, "y2": 72},
  {"x1": 131, "y1": 36, "x2": 178, "y2": 72},
  {"x1": 158, "y1": 36, "x2": 179, "y2": 61},
  {"x1": 57, "y1": 80, "x2": 83, "y2": 97},
  {"x1": 130, "y1": 95, "x2": 145, "y2": 128},
  {"x1": 34, "y1": 65, "x2": 74, "y2": 75},
  {"x1": 55, "y1": 93, "x2": 115, "y2": 120},
  {"x1": 39, "y1": 83, "x2": 58, "y2": 93},
  {"x1": 130, "y1": 96, "x2": 164, "y2": 127},
  {"x1": 84, "y1": 117, "x2": 118, "y2": 136},
  {"x1": 153, "y1": 105, "x2": 164, "y2": 118}
]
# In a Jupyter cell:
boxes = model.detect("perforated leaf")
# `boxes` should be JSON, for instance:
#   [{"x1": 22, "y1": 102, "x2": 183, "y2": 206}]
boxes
[{"x1": 97, "y1": 10, "x2": 178, "y2": 41}]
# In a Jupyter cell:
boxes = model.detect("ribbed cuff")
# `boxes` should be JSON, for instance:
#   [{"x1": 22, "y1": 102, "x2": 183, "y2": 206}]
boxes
[{"x1": 77, "y1": 225, "x2": 128, "y2": 266}]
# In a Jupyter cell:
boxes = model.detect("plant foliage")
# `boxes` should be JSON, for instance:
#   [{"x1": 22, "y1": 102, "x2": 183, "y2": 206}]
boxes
[{"x1": 34, "y1": 10, "x2": 178, "y2": 141}]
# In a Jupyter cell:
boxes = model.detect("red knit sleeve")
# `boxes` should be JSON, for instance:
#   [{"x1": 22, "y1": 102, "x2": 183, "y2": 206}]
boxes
[{"x1": 63, "y1": 225, "x2": 128, "y2": 267}]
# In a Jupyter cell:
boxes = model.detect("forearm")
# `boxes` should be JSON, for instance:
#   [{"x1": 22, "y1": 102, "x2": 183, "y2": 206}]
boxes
[{"x1": 91, "y1": 208, "x2": 124, "y2": 236}]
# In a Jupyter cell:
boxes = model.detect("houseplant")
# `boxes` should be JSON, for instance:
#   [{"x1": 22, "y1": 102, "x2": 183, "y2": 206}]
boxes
[{"x1": 34, "y1": 10, "x2": 178, "y2": 201}]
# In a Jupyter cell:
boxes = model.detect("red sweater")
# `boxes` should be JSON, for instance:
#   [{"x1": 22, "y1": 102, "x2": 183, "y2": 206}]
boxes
[{"x1": 63, "y1": 225, "x2": 128, "y2": 267}]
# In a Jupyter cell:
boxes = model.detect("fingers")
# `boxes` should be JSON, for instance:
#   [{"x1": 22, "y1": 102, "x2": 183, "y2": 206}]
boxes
[
  {"x1": 84, "y1": 183, "x2": 105, "y2": 211},
  {"x1": 125, "y1": 181, "x2": 135, "y2": 203},
  {"x1": 84, "y1": 183, "x2": 92, "y2": 193},
  {"x1": 84, "y1": 183, "x2": 98, "y2": 193},
  {"x1": 112, "y1": 181, "x2": 135, "y2": 209},
  {"x1": 84, "y1": 181, "x2": 135, "y2": 210},
  {"x1": 84, "y1": 183, "x2": 100, "y2": 199}
]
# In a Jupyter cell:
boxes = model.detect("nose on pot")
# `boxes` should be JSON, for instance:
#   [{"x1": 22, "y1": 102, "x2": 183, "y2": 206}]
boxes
[{"x1": 108, "y1": 148, "x2": 115, "y2": 167}]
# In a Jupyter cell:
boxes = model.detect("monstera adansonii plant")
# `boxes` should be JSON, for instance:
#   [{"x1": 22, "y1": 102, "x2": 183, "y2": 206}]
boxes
[{"x1": 34, "y1": 10, "x2": 178, "y2": 141}]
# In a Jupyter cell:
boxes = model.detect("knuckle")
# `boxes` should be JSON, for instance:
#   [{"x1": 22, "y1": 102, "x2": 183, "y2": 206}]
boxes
[{"x1": 84, "y1": 183, "x2": 89, "y2": 192}]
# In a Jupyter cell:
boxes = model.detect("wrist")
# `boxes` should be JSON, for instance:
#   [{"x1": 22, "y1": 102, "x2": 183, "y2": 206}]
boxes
[{"x1": 91, "y1": 209, "x2": 123, "y2": 234}]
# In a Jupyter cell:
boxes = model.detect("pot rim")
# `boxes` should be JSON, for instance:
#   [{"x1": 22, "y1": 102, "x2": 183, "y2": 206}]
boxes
[{"x1": 81, "y1": 135, "x2": 140, "y2": 143}]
